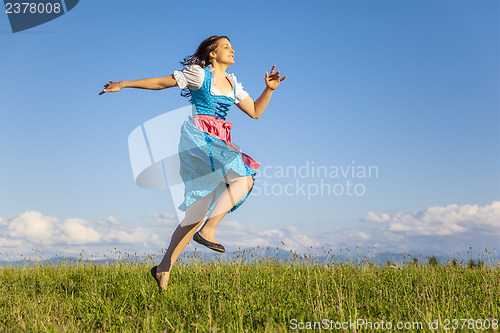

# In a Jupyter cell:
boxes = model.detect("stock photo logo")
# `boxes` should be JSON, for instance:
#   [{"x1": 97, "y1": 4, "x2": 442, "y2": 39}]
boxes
[
  {"x1": 252, "y1": 160, "x2": 379, "y2": 200},
  {"x1": 4, "y1": 0, "x2": 79, "y2": 33}
]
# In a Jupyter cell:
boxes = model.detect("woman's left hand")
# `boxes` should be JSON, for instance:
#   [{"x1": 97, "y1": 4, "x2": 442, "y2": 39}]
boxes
[{"x1": 265, "y1": 65, "x2": 287, "y2": 90}]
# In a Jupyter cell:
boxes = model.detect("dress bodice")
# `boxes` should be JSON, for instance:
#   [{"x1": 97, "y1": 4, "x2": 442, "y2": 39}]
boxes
[{"x1": 189, "y1": 67, "x2": 237, "y2": 121}]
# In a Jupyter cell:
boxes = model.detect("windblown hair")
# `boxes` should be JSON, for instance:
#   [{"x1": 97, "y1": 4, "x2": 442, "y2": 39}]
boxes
[{"x1": 179, "y1": 35, "x2": 230, "y2": 100}]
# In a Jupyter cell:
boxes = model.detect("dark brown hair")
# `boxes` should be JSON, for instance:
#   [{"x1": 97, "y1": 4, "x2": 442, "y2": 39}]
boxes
[{"x1": 179, "y1": 35, "x2": 230, "y2": 99}]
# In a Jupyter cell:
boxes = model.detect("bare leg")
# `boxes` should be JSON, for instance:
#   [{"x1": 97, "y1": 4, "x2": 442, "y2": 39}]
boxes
[
  {"x1": 198, "y1": 170, "x2": 254, "y2": 243},
  {"x1": 154, "y1": 189, "x2": 216, "y2": 290}
]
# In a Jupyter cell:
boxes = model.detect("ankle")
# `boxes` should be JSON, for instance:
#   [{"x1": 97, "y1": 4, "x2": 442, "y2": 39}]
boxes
[{"x1": 199, "y1": 227, "x2": 215, "y2": 236}]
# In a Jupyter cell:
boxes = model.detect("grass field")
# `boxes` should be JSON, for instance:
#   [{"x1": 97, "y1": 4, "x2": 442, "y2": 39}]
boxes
[{"x1": 0, "y1": 249, "x2": 499, "y2": 332}]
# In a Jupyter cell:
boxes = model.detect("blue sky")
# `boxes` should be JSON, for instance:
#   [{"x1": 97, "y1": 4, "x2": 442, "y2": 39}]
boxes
[{"x1": 0, "y1": 0, "x2": 498, "y2": 261}]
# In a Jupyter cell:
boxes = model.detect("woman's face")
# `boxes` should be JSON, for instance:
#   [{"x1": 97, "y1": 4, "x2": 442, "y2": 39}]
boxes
[{"x1": 211, "y1": 38, "x2": 235, "y2": 65}]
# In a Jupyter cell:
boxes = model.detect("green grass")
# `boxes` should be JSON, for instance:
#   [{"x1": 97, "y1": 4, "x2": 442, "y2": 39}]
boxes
[{"x1": 0, "y1": 250, "x2": 499, "y2": 332}]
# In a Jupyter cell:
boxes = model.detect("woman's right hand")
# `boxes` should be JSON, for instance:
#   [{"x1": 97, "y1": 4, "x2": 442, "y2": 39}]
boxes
[{"x1": 99, "y1": 80, "x2": 123, "y2": 95}]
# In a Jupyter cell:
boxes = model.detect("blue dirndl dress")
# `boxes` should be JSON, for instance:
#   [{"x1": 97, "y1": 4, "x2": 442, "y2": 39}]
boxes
[{"x1": 177, "y1": 66, "x2": 260, "y2": 215}]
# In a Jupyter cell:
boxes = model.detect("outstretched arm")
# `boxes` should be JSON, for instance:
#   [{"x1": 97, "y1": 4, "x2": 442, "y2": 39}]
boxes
[
  {"x1": 236, "y1": 65, "x2": 287, "y2": 119},
  {"x1": 99, "y1": 74, "x2": 178, "y2": 95}
]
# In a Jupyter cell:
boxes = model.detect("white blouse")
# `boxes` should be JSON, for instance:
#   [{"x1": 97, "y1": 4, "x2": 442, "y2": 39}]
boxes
[{"x1": 173, "y1": 64, "x2": 250, "y2": 104}]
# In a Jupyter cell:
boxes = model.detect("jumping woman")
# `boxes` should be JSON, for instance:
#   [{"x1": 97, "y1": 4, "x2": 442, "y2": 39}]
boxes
[{"x1": 99, "y1": 35, "x2": 286, "y2": 293}]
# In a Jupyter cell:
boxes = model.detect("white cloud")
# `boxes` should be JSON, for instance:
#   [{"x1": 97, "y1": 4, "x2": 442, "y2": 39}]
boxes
[
  {"x1": 148, "y1": 212, "x2": 177, "y2": 225},
  {"x1": 364, "y1": 211, "x2": 390, "y2": 223},
  {"x1": 216, "y1": 221, "x2": 319, "y2": 251},
  {"x1": 106, "y1": 227, "x2": 158, "y2": 246},
  {"x1": 0, "y1": 237, "x2": 23, "y2": 247},
  {"x1": 1, "y1": 202, "x2": 498, "y2": 260},
  {"x1": 6, "y1": 211, "x2": 58, "y2": 245},
  {"x1": 328, "y1": 201, "x2": 500, "y2": 255},
  {"x1": 363, "y1": 201, "x2": 500, "y2": 236},
  {"x1": 60, "y1": 218, "x2": 102, "y2": 245},
  {"x1": 107, "y1": 216, "x2": 119, "y2": 225},
  {"x1": 358, "y1": 232, "x2": 370, "y2": 240},
  {"x1": 0, "y1": 211, "x2": 159, "y2": 249}
]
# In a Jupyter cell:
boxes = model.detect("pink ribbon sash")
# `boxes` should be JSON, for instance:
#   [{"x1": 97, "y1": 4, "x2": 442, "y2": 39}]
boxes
[{"x1": 192, "y1": 114, "x2": 260, "y2": 171}]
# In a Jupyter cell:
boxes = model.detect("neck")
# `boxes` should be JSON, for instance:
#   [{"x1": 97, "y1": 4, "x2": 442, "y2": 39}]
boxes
[{"x1": 210, "y1": 62, "x2": 230, "y2": 77}]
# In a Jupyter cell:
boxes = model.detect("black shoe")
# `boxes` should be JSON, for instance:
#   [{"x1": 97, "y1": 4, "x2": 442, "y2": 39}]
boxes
[
  {"x1": 150, "y1": 266, "x2": 163, "y2": 293},
  {"x1": 193, "y1": 231, "x2": 225, "y2": 253}
]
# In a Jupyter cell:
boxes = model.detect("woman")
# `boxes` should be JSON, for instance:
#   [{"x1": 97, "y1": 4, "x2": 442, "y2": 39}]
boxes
[{"x1": 99, "y1": 35, "x2": 286, "y2": 293}]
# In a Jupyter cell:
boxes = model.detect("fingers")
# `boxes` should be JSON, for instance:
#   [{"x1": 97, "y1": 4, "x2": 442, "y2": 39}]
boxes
[
  {"x1": 100, "y1": 80, "x2": 114, "y2": 95},
  {"x1": 268, "y1": 66, "x2": 283, "y2": 79},
  {"x1": 269, "y1": 73, "x2": 281, "y2": 81},
  {"x1": 265, "y1": 66, "x2": 287, "y2": 88},
  {"x1": 99, "y1": 81, "x2": 111, "y2": 95}
]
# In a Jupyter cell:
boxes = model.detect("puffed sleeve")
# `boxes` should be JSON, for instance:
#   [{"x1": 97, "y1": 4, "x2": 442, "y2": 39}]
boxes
[
  {"x1": 173, "y1": 64, "x2": 204, "y2": 90},
  {"x1": 230, "y1": 73, "x2": 250, "y2": 104}
]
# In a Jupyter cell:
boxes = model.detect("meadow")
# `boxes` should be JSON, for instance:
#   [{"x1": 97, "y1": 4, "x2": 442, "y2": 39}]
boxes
[{"x1": 0, "y1": 248, "x2": 498, "y2": 332}]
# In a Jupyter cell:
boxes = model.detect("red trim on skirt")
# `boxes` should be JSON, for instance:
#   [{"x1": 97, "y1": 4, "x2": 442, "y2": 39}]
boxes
[{"x1": 192, "y1": 114, "x2": 260, "y2": 172}]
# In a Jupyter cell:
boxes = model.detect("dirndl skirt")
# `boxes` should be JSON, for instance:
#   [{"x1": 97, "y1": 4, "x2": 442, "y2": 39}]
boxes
[{"x1": 177, "y1": 114, "x2": 260, "y2": 214}]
